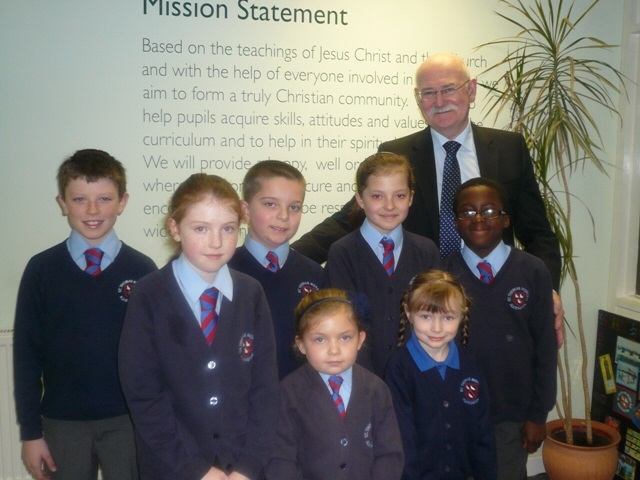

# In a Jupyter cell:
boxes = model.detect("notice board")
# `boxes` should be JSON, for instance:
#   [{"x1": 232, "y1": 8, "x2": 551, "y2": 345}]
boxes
[{"x1": 592, "y1": 310, "x2": 640, "y2": 479}]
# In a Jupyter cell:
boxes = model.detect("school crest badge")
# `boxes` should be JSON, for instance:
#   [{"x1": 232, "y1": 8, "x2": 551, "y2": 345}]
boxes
[
  {"x1": 507, "y1": 287, "x2": 529, "y2": 310},
  {"x1": 118, "y1": 280, "x2": 136, "y2": 303},
  {"x1": 298, "y1": 281, "x2": 319, "y2": 297},
  {"x1": 460, "y1": 377, "x2": 480, "y2": 405},
  {"x1": 238, "y1": 333, "x2": 254, "y2": 362},
  {"x1": 363, "y1": 422, "x2": 373, "y2": 448}
]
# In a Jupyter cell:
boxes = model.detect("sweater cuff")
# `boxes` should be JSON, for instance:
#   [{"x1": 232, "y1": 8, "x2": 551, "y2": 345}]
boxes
[
  {"x1": 19, "y1": 420, "x2": 43, "y2": 441},
  {"x1": 528, "y1": 410, "x2": 551, "y2": 425}
]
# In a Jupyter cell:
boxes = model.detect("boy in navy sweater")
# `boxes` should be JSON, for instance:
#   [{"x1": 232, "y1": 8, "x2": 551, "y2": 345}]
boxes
[
  {"x1": 13, "y1": 149, "x2": 157, "y2": 480},
  {"x1": 444, "y1": 177, "x2": 556, "y2": 480},
  {"x1": 229, "y1": 160, "x2": 324, "y2": 379}
]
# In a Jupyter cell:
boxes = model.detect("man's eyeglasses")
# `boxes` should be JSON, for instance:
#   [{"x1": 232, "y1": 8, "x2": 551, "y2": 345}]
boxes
[
  {"x1": 416, "y1": 79, "x2": 471, "y2": 101},
  {"x1": 456, "y1": 208, "x2": 506, "y2": 221}
]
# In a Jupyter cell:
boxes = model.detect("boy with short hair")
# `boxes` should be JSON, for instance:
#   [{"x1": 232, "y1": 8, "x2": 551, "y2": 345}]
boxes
[
  {"x1": 13, "y1": 149, "x2": 157, "y2": 480},
  {"x1": 229, "y1": 160, "x2": 324, "y2": 379},
  {"x1": 444, "y1": 177, "x2": 557, "y2": 480}
]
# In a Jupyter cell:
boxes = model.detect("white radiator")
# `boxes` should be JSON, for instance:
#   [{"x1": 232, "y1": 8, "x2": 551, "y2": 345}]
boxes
[{"x1": 0, "y1": 330, "x2": 29, "y2": 480}]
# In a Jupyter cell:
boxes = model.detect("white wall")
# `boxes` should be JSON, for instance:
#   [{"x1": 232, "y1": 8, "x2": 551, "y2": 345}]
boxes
[
  {"x1": 0, "y1": 0, "x2": 628, "y2": 476},
  {"x1": 0, "y1": 0, "x2": 538, "y2": 329}
]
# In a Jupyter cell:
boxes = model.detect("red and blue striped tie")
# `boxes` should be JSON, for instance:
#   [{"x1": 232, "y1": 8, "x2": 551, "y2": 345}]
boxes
[
  {"x1": 84, "y1": 248, "x2": 104, "y2": 276},
  {"x1": 328, "y1": 375, "x2": 346, "y2": 419},
  {"x1": 380, "y1": 238, "x2": 395, "y2": 278},
  {"x1": 199, "y1": 287, "x2": 219, "y2": 345},
  {"x1": 477, "y1": 261, "x2": 494, "y2": 284},
  {"x1": 266, "y1": 250, "x2": 280, "y2": 272}
]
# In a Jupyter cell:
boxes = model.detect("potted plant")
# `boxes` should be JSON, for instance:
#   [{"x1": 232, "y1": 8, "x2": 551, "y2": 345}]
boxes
[{"x1": 476, "y1": 0, "x2": 626, "y2": 478}]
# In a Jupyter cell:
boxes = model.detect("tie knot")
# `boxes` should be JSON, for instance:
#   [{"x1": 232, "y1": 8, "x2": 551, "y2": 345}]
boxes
[
  {"x1": 200, "y1": 287, "x2": 219, "y2": 310},
  {"x1": 380, "y1": 237, "x2": 394, "y2": 253},
  {"x1": 477, "y1": 261, "x2": 494, "y2": 284},
  {"x1": 84, "y1": 248, "x2": 104, "y2": 276},
  {"x1": 266, "y1": 250, "x2": 280, "y2": 272},
  {"x1": 328, "y1": 375, "x2": 343, "y2": 393},
  {"x1": 443, "y1": 141, "x2": 461, "y2": 155}
]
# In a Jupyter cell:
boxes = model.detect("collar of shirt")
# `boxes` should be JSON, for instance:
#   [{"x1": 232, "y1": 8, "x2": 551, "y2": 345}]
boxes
[
  {"x1": 172, "y1": 253, "x2": 234, "y2": 323},
  {"x1": 431, "y1": 121, "x2": 480, "y2": 205},
  {"x1": 461, "y1": 240, "x2": 511, "y2": 279},
  {"x1": 359, "y1": 218, "x2": 404, "y2": 263},
  {"x1": 67, "y1": 229, "x2": 121, "y2": 270},
  {"x1": 320, "y1": 366, "x2": 353, "y2": 409},
  {"x1": 244, "y1": 234, "x2": 289, "y2": 268},
  {"x1": 407, "y1": 331, "x2": 460, "y2": 379}
]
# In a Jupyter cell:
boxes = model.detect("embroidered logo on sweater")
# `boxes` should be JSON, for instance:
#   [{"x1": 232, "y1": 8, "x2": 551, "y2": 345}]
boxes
[
  {"x1": 507, "y1": 287, "x2": 529, "y2": 310},
  {"x1": 364, "y1": 422, "x2": 373, "y2": 448},
  {"x1": 297, "y1": 281, "x2": 319, "y2": 296},
  {"x1": 117, "y1": 279, "x2": 136, "y2": 302},
  {"x1": 460, "y1": 377, "x2": 480, "y2": 405},
  {"x1": 238, "y1": 333, "x2": 254, "y2": 362}
]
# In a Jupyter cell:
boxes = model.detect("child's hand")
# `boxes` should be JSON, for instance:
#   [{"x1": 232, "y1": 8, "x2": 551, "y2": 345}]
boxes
[
  {"x1": 22, "y1": 439, "x2": 56, "y2": 480},
  {"x1": 228, "y1": 472, "x2": 251, "y2": 480},
  {"x1": 201, "y1": 466, "x2": 229, "y2": 480},
  {"x1": 521, "y1": 421, "x2": 547, "y2": 453}
]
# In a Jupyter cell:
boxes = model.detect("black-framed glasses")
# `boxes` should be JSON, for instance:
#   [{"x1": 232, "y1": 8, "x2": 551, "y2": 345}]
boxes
[
  {"x1": 416, "y1": 79, "x2": 471, "y2": 102},
  {"x1": 456, "y1": 208, "x2": 506, "y2": 221}
]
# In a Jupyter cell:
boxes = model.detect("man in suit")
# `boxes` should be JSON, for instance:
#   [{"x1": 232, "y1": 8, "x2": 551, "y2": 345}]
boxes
[{"x1": 292, "y1": 52, "x2": 564, "y2": 343}]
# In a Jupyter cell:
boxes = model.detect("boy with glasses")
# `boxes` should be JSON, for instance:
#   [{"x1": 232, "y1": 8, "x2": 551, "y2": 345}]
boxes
[{"x1": 444, "y1": 177, "x2": 557, "y2": 480}]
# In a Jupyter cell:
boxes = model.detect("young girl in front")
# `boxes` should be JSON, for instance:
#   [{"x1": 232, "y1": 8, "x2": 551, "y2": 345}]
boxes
[
  {"x1": 119, "y1": 173, "x2": 278, "y2": 480},
  {"x1": 384, "y1": 270, "x2": 497, "y2": 480},
  {"x1": 325, "y1": 152, "x2": 439, "y2": 377},
  {"x1": 266, "y1": 288, "x2": 404, "y2": 480}
]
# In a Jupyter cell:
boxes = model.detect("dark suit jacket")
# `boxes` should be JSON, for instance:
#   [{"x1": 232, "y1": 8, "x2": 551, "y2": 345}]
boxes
[{"x1": 292, "y1": 125, "x2": 561, "y2": 288}]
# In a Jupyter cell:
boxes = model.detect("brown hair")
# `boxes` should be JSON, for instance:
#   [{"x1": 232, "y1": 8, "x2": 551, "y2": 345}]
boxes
[
  {"x1": 242, "y1": 160, "x2": 305, "y2": 202},
  {"x1": 294, "y1": 288, "x2": 364, "y2": 342},
  {"x1": 350, "y1": 152, "x2": 415, "y2": 226},
  {"x1": 167, "y1": 173, "x2": 242, "y2": 255},
  {"x1": 398, "y1": 269, "x2": 470, "y2": 347},
  {"x1": 57, "y1": 149, "x2": 127, "y2": 199}
]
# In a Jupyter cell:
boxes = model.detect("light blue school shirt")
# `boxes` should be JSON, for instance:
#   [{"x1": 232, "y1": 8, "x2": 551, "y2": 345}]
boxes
[
  {"x1": 320, "y1": 366, "x2": 353, "y2": 409},
  {"x1": 359, "y1": 219, "x2": 404, "y2": 265},
  {"x1": 461, "y1": 240, "x2": 511, "y2": 279},
  {"x1": 244, "y1": 234, "x2": 290, "y2": 268},
  {"x1": 67, "y1": 229, "x2": 121, "y2": 271},
  {"x1": 171, "y1": 253, "x2": 234, "y2": 324}
]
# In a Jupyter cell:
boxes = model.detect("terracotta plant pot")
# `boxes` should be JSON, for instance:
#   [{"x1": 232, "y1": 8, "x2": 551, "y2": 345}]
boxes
[{"x1": 542, "y1": 418, "x2": 622, "y2": 480}]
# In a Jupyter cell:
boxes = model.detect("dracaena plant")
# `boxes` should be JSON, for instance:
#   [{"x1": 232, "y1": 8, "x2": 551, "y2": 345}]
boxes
[{"x1": 476, "y1": 0, "x2": 626, "y2": 444}]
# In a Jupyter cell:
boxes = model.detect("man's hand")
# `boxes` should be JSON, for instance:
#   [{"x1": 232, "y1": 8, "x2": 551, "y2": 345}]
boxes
[
  {"x1": 22, "y1": 439, "x2": 56, "y2": 480},
  {"x1": 553, "y1": 291, "x2": 564, "y2": 348}
]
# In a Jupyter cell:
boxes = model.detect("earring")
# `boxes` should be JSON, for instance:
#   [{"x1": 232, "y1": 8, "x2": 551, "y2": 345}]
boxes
[{"x1": 470, "y1": 101, "x2": 476, "y2": 109}]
